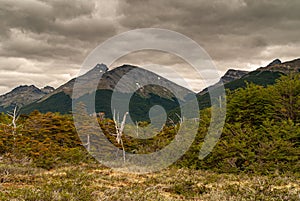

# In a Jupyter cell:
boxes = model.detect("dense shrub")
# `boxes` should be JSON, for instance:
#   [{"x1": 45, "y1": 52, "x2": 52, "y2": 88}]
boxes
[
  {"x1": 0, "y1": 111, "x2": 94, "y2": 169},
  {"x1": 177, "y1": 74, "x2": 300, "y2": 175}
]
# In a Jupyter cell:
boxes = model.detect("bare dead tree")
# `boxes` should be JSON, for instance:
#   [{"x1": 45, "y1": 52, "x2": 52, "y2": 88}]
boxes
[
  {"x1": 7, "y1": 105, "x2": 19, "y2": 153},
  {"x1": 135, "y1": 121, "x2": 139, "y2": 137},
  {"x1": 168, "y1": 114, "x2": 184, "y2": 142},
  {"x1": 168, "y1": 117, "x2": 175, "y2": 127},
  {"x1": 83, "y1": 135, "x2": 90, "y2": 152},
  {"x1": 7, "y1": 105, "x2": 19, "y2": 135},
  {"x1": 113, "y1": 110, "x2": 128, "y2": 162},
  {"x1": 175, "y1": 113, "x2": 183, "y2": 125}
]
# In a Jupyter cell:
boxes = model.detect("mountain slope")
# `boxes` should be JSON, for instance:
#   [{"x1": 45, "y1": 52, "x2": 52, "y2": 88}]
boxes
[
  {"x1": 21, "y1": 64, "x2": 194, "y2": 121},
  {"x1": 39, "y1": 63, "x2": 109, "y2": 101},
  {"x1": 258, "y1": 58, "x2": 300, "y2": 73},
  {"x1": 0, "y1": 85, "x2": 54, "y2": 113},
  {"x1": 198, "y1": 69, "x2": 249, "y2": 95},
  {"x1": 97, "y1": 64, "x2": 192, "y2": 101},
  {"x1": 196, "y1": 58, "x2": 300, "y2": 109},
  {"x1": 20, "y1": 58, "x2": 300, "y2": 117}
]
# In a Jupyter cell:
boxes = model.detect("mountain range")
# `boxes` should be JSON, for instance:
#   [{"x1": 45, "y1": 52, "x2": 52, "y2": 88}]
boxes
[
  {"x1": 195, "y1": 58, "x2": 300, "y2": 109},
  {"x1": 19, "y1": 63, "x2": 194, "y2": 121},
  {"x1": 0, "y1": 85, "x2": 54, "y2": 113},
  {"x1": 1, "y1": 58, "x2": 300, "y2": 120}
]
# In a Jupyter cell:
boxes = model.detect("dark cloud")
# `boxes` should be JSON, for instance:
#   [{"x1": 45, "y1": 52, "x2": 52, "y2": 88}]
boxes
[
  {"x1": 0, "y1": 0, "x2": 119, "y2": 93},
  {"x1": 0, "y1": 0, "x2": 299, "y2": 94},
  {"x1": 117, "y1": 0, "x2": 300, "y2": 65}
]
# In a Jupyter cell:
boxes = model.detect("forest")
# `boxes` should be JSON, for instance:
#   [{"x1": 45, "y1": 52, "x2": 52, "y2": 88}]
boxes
[{"x1": 0, "y1": 74, "x2": 299, "y2": 200}]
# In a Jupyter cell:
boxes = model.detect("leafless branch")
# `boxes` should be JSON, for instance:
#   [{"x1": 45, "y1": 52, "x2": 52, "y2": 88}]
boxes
[{"x1": 113, "y1": 110, "x2": 128, "y2": 162}]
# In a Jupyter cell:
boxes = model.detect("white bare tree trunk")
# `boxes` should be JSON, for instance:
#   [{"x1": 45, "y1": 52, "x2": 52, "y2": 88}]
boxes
[
  {"x1": 113, "y1": 110, "x2": 128, "y2": 162},
  {"x1": 8, "y1": 106, "x2": 19, "y2": 153},
  {"x1": 8, "y1": 106, "x2": 18, "y2": 135},
  {"x1": 87, "y1": 134, "x2": 90, "y2": 152}
]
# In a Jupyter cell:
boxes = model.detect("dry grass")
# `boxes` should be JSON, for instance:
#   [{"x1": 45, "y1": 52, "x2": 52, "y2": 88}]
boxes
[{"x1": 0, "y1": 163, "x2": 299, "y2": 200}]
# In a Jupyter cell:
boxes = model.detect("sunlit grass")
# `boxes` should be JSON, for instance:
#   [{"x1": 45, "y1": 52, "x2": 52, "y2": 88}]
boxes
[{"x1": 0, "y1": 162, "x2": 299, "y2": 201}]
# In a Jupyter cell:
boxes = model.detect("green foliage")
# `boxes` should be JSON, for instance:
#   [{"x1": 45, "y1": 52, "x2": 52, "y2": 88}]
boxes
[
  {"x1": 268, "y1": 73, "x2": 300, "y2": 122},
  {"x1": 0, "y1": 111, "x2": 93, "y2": 169},
  {"x1": 196, "y1": 120, "x2": 299, "y2": 175},
  {"x1": 178, "y1": 74, "x2": 300, "y2": 175},
  {"x1": 226, "y1": 83, "x2": 273, "y2": 125},
  {"x1": 194, "y1": 71, "x2": 283, "y2": 111}
]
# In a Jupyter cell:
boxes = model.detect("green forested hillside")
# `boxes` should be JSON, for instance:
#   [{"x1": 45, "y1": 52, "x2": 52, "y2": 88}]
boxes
[
  {"x1": 224, "y1": 70, "x2": 283, "y2": 90},
  {"x1": 21, "y1": 92, "x2": 72, "y2": 114},
  {"x1": 22, "y1": 89, "x2": 180, "y2": 123},
  {"x1": 196, "y1": 70, "x2": 283, "y2": 110}
]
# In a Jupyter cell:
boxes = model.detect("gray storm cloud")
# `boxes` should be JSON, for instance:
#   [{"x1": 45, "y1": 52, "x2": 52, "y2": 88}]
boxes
[{"x1": 0, "y1": 0, "x2": 299, "y2": 94}]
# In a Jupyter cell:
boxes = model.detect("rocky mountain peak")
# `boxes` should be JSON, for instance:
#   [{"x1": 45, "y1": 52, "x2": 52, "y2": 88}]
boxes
[
  {"x1": 258, "y1": 58, "x2": 300, "y2": 73},
  {"x1": 95, "y1": 63, "x2": 109, "y2": 72},
  {"x1": 41, "y1": 86, "x2": 55, "y2": 94},
  {"x1": 267, "y1": 59, "x2": 282, "y2": 67},
  {"x1": 11, "y1": 85, "x2": 40, "y2": 93},
  {"x1": 0, "y1": 84, "x2": 54, "y2": 112},
  {"x1": 220, "y1": 69, "x2": 249, "y2": 83},
  {"x1": 86, "y1": 63, "x2": 108, "y2": 75},
  {"x1": 198, "y1": 69, "x2": 249, "y2": 95}
]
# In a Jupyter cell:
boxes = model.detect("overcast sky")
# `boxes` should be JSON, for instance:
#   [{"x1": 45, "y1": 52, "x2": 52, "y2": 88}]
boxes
[{"x1": 0, "y1": 0, "x2": 300, "y2": 94}]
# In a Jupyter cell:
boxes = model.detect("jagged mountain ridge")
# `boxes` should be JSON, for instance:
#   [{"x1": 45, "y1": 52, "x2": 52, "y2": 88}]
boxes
[
  {"x1": 266, "y1": 59, "x2": 282, "y2": 67},
  {"x1": 198, "y1": 58, "x2": 300, "y2": 97},
  {"x1": 97, "y1": 64, "x2": 193, "y2": 101},
  {"x1": 195, "y1": 58, "x2": 300, "y2": 109},
  {"x1": 0, "y1": 85, "x2": 54, "y2": 112},
  {"x1": 258, "y1": 58, "x2": 300, "y2": 74},
  {"x1": 40, "y1": 63, "x2": 192, "y2": 101},
  {"x1": 39, "y1": 64, "x2": 109, "y2": 102},
  {"x1": 198, "y1": 69, "x2": 249, "y2": 95},
  {"x1": 8, "y1": 57, "x2": 300, "y2": 115},
  {"x1": 21, "y1": 64, "x2": 195, "y2": 117}
]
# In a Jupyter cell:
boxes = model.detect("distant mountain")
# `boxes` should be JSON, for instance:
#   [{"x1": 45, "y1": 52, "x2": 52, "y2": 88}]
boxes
[
  {"x1": 258, "y1": 58, "x2": 300, "y2": 74},
  {"x1": 18, "y1": 57, "x2": 300, "y2": 118},
  {"x1": 0, "y1": 85, "x2": 54, "y2": 113},
  {"x1": 96, "y1": 64, "x2": 192, "y2": 101},
  {"x1": 198, "y1": 69, "x2": 249, "y2": 95},
  {"x1": 266, "y1": 58, "x2": 282, "y2": 67},
  {"x1": 196, "y1": 58, "x2": 300, "y2": 109},
  {"x1": 21, "y1": 64, "x2": 194, "y2": 121},
  {"x1": 41, "y1": 86, "x2": 55, "y2": 94},
  {"x1": 39, "y1": 63, "x2": 109, "y2": 102},
  {"x1": 39, "y1": 64, "x2": 191, "y2": 101}
]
